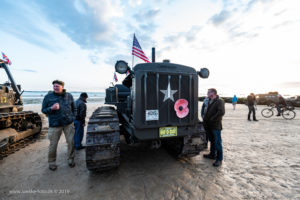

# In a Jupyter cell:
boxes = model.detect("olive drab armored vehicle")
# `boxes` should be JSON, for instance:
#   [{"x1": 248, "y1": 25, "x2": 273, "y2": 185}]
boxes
[
  {"x1": 86, "y1": 49, "x2": 210, "y2": 171},
  {"x1": 0, "y1": 59, "x2": 42, "y2": 159}
]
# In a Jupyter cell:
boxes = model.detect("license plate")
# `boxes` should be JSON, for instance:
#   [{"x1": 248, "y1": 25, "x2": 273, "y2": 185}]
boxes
[{"x1": 159, "y1": 127, "x2": 177, "y2": 137}]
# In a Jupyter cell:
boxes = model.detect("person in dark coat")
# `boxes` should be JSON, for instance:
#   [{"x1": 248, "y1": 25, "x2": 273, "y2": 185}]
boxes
[
  {"x1": 203, "y1": 88, "x2": 225, "y2": 167},
  {"x1": 276, "y1": 94, "x2": 287, "y2": 116},
  {"x1": 247, "y1": 93, "x2": 258, "y2": 121},
  {"x1": 74, "y1": 93, "x2": 88, "y2": 150},
  {"x1": 42, "y1": 80, "x2": 76, "y2": 171}
]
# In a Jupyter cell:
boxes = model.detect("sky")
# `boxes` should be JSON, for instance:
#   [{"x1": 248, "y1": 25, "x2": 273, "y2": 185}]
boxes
[{"x1": 0, "y1": 0, "x2": 300, "y2": 96}]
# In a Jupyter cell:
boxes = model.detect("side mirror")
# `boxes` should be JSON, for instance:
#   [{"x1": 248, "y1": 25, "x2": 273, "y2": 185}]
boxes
[
  {"x1": 198, "y1": 68, "x2": 209, "y2": 79},
  {"x1": 115, "y1": 60, "x2": 129, "y2": 74}
]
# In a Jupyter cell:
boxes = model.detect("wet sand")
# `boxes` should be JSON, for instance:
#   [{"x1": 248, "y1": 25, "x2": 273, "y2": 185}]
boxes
[{"x1": 0, "y1": 103, "x2": 300, "y2": 200}]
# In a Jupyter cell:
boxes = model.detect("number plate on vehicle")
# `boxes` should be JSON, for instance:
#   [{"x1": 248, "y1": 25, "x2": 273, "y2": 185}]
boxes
[{"x1": 159, "y1": 127, "x2": 177, "y2": 137}]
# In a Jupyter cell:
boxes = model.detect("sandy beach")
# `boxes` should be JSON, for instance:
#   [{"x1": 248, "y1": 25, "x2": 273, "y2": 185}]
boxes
[{"x1": 0, "y1": 103, "x2": 299, "y2": 200}]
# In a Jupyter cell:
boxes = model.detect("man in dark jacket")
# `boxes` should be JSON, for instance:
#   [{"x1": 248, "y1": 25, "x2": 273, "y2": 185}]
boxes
[
  {"x1": 247, "y1": 93, "x2": 258, "y2": 121},
  {"x1": 42, "y1": 80, "x2": 76, "y2": 171},
  {"x1": 203, "y1": 88, "x2": 225, "y2": 167},
  {"x1": 74, "y1": 92, "x2": 88, "y2": 150},
  {"x1": 276, "y1": 94, "x2": 287, "y2": 116}
]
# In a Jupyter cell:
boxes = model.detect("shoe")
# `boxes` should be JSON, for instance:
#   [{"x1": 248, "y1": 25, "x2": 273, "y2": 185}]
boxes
[
  {"x1": 203, "y1": 154, "x2": 217, "y2": 159},
  {"x1": 253, "y1": 119, "x2": 259, "y2": 121},
  {"x1": 68, "y1": 159, "x2": 75, "y2": 168},
  {"x1": 213, "y1": 160, "x2": 222, "y2": 167},
  {"x1": 75, "y1": 146, "x2": 85, "y2": 150},
  {"x1": 49, "y1": 164, "x2": 57, "y2": 171},
  {"x1": 276, "y1": 114, "x2": 281, "y2": 117},
  {"x1": 248, "y1": 119, "x2": 251, "y2": 121}
]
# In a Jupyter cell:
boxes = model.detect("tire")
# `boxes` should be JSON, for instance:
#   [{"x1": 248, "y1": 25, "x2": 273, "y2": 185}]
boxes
[
  {"x1": 282, "y1": 110, "x2": 296, "y2": 120},
  {"x1": 261, "y1": 108, "x2": 273, "y2": 118}
]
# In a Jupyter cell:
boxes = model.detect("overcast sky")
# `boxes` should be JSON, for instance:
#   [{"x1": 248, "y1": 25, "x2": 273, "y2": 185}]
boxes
[{"x1": 0, "y1": 0, "x2": 299, "y2": 96}]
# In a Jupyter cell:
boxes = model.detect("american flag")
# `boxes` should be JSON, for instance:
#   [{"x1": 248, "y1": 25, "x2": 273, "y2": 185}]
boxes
[
  {"x1": 2, "y1": 52, "x2": 12, "y2": 65},
  {"x1": 132, "y1": 34, "x2": 150, "y2": 63}
]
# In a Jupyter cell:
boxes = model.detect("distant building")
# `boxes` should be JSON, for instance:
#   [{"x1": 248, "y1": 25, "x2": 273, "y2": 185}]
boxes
[{"x1": 256, "y1": 92, "x2": 279, "y2": 105}]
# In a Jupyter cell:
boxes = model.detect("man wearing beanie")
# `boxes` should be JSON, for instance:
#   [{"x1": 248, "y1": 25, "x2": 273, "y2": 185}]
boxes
[
  {"x1": 74, "y1": 92, "x2": 88, "y2": 150},
  {"x1": 42, "y1": 80, "x2": 76, "y2": 171}
]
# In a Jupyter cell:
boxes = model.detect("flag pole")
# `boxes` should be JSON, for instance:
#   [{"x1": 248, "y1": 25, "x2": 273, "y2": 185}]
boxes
[
  {"x1": 132, "y1": 33, "x2": 135, "y2": 68},
  {"x1": 132, "y1": 54, "x2": 134, "y2": 68}
]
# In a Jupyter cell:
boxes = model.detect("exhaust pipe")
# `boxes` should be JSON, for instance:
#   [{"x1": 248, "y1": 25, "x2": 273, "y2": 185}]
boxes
[{"x1": 152, "y1": 47, "x2": 155, "y2": 63}]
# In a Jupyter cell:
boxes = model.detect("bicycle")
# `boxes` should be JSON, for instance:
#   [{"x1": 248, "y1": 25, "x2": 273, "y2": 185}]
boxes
[{"x1": 261, "y1": 104, "x2": 296, "y2": 120}]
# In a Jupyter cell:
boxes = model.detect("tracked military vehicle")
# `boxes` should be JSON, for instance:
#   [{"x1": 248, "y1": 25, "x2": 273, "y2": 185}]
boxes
[
  {"x1": 0, "y1": 60, "x2": 42, "y2": 159},
  {"x1": 86, "y1": 49, "x2": 209, "y2": 171}
]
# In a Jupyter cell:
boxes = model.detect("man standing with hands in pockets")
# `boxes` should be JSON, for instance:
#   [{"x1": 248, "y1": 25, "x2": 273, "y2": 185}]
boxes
[
  {"x1": 42, "y1": 80, "x2": 76, "y2": 171},
  {"x1": 203, "y1": 88, "x2": 225, "y2": 167}
]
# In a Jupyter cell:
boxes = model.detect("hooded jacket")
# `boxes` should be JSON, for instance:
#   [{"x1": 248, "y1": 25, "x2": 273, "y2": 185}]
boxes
[
  {"x1": 42, "y1": 90, "x2": 76, "y2": 127},
  {"x1": 75, "y1": 97, "x2": 87, "y2": 124}
]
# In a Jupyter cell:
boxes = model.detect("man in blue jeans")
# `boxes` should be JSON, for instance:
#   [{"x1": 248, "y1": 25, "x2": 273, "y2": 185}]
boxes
[
  {"x1": 74, "y1": 93, "x2": 88, "y2": 150},
  {"x1": 203, "y1": 88, "x2": 225, "y2": 167}
]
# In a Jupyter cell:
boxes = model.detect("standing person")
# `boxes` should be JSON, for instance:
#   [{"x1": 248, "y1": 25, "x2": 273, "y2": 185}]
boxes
[
  {"x1": 276, "y1": 94, "x2": 287, "y2": 116},
  {"x1": 74, "y1": 92, "x2": 88, "y2": 150},
  {"x1": 201, "y1": 96, "x2": 210, "y2": 148},
  {"x1": 201, "y1": 97, "x2": 210, "y2": 120},
  {"x1": 247, "y1": 93, "x2": 258, "y2": 121},
  {"x1": 42, "y1": 80, "x2": 76, "y2": 171},
  {"x1": 203, "y1": 88, "x2": 225, "y2": 167},
  {"x1": 232, "y1": 95, "x2": 238, "y2": 110}
]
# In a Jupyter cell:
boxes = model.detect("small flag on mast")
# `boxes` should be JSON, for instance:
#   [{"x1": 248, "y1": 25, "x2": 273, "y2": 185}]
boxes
[
  {"x1": 113, "y1": 72, "x2": 118, "y2": 82},
  {"x1": 2, "y1": 52, "x2": 12, "y2": 65},
  {"x1": 132, "y1": 34, "x2": 150, "y2": 63}
]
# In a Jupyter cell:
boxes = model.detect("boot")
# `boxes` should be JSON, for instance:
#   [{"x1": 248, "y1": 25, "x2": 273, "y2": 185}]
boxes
[
  {"x1": 68, "y1": 159, "x2": 75, "y2": 168},
  {"x1": 203, "y1": 154, "x2": 217, "y2": 159},
  {"x1": 213, "y1": 160, "x2": 222, "y2": 167},
  {"x1": 75, "y1": 146, "x2": 85, "y2": 150},
  {"x1": 49, "y1": 164, "x2": 57, "y2": 171}
]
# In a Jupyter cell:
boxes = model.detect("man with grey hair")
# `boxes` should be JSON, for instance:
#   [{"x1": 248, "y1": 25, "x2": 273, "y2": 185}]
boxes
[{"x1": 42, "y1": 80, "x2": 76, "y2": 171}]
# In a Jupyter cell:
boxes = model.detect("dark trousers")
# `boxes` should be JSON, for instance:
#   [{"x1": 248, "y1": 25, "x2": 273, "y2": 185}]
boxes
[
  {"x1": 212, "y1": 130, "x2": 223, "y2": 161},
  {"x1": 74, "y1": 120, "x2": 84, "y2": 148},
  {"x1": 248, "y1": 105, "x2": 256, "y2": 120},
  {"x1": 207, "y1": 129, "x2": 223, "y2": 161},
  {"x1": 276, "y1": 104, "x2": 283, "y2": 115},
  {"x1": 207, "y1": 129, "x2": 216, "y2": 156},
  {"x1": 204, "y1": 127, "x2": 209, "y2": 145}
]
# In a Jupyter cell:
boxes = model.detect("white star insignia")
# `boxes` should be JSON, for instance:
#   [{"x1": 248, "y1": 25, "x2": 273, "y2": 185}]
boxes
[{"x1": 160, "y1": 82, "x2": 177, "y2": 102}]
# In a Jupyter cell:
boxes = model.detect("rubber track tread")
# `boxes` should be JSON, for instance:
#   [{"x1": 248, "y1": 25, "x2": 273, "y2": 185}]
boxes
[{"x1": 86, "y1": 106, "x2": 120, "y2": 171}]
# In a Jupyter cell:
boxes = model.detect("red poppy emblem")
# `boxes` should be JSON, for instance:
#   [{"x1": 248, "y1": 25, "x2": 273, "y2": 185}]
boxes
[{"x1": 174, "y1": 99, "x2": 189, "y2": 118}]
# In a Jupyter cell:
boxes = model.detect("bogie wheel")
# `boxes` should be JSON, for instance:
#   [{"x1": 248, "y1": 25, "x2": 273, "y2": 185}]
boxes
[
  {"x1": 261, "y1": 108, "x2": 273, "y2": 118},
  {"x1": 282, "y1": 110, "x2": 296, "y2": 120}
]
